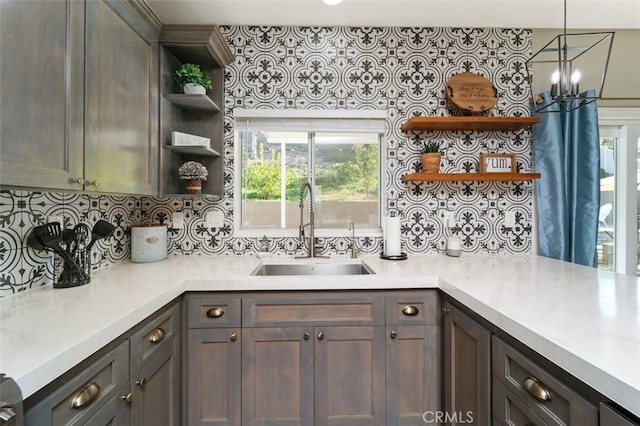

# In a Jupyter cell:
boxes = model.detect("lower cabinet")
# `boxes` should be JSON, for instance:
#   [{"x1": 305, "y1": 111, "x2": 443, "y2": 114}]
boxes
[
  {"x1": 24, "y1": 342, "x2": 130, "y2": 425},
  {"x1": 386, "y1": 325, "x2": 440, "y2": 425},
  {"x1": 241, "y1": 326, "x2": 386, "y2": 426},
  {"x1": 492, "y1": 336, "x2": 597, "y2": 426},
  {"x1": 442, "y1": 300, "x2": 491, "y2": 426},
  {"x1": 128, "y1": 302, "x2": 181, "y2": 426},
  {"x1": 84, "y1": 386, "x2": 131, "y2": 426},
  {"x1": 187, "y1": 328, "x2": 241, "y2": 426},
  {"x1": 185, "y1": 291, "x2": 441, "y2": 426},
  {"x1": 24, "y1": 300, "x2": 180, "y2": 426},
  {"x1": 129, "y1": 337, "x2": 180, "y2": 425}
]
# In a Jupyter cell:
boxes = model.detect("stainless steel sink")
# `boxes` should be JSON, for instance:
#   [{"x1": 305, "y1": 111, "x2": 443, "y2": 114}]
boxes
[{"x1": 252, "y1": 263, "x2": 374, "y2": 276}]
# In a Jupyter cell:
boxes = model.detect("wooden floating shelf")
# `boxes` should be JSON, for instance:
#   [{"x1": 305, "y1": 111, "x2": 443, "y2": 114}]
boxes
[
  {"x1": 401, "y1": 116, "x2": 540, "y2": 132},
  {"x1": 164, "y1": 94, "x2": 221, "y2": 112},
  {"x1": 163, "y1": 145, "x2": 220, "y2": 156},
  {"x1": 402, "y1": 172, "x2": 541, "y2": 182}
]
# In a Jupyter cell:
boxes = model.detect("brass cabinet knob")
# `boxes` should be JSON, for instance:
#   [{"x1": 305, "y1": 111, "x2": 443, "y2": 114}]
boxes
[
  {"x1": 206, "y1": 307, "x2": 224, "y2": 318},
  {"x1": 149, "y1": 327, "x2": 165, "y2": 344},
  {"x1": 136, "y1": 378, "x2": 147, "y2": 388},
  {"x1": 390, "y1": 330, "x2": 398, "y2": 339},
  {"x1": 303, "y1": 332, "x2": 310, "y2": 340},
  {"x1": 442, "y1": 307, "x2": 451, "y2": 314},
  {"x1": 70, "y1": 382, "x2": 100, "y2": 409},
  {"x1": 317, "y1": 332, "x2": 324, "y2": 340},
  {"x1": 401, "y1": 305, "x2": 419, "y2": 316},
  {"x1": 230, "y1": 332, "x2": 237, "y2": 342},
  {"x1": 73, "y1": 177, "x2": 85, "y2": 185},
  {"x1": 87, "y1": 179, "x2": 100, "y2": 187},
  {"x1": 121, "y1": 392, "x2": 133, "y2": 403},
  {"x1": 522, "y1": 377, "x2": 552, "y2": 402}
]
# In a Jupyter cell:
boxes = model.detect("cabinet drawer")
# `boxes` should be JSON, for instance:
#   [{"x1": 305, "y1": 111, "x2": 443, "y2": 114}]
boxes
[
  {"x1": 24, "y1": 341, "x2": 129, "y2": 425},
  {"x1": 130, "y1": 302, "x2": 180, "y2": 374},
  {"x1": 243, "y1": 294, "x2": 385, "y2": 327},
  {"x1": 492, "y1": 336, "x2": 597, "y2": 426},
  {"x1": 493, "y1": 378, "x2": 548, "y2": 426},
  {"x1": 385, "y1": 291, "x2": 438, "y2": 325},
  {"x1": 186, "y1": 294, "x2": 241, "y2": 328}
]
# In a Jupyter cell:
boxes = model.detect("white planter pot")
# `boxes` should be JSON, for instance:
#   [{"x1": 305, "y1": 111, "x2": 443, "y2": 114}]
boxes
[{"x1": 183, "y1": 83, "x2": 206, "y2": 95}]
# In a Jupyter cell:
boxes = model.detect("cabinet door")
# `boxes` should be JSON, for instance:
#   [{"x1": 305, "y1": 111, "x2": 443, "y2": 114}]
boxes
[
  {"x1": 386, "y1": 325, "x2": 440, "y2": 426},
  {"x1": 187, "y1": 328, "x2": 241, "y2": 426},
  {"x1": 443, "y1": 301, "x2": 491, "y2": 426},
  {"x1": 314, "y1": 326, "x2": 386, "y2": 426},
  {"x1": 0, "y1": 0, "x2": 84, "y2": 189},
  {"x1": 84, "y1": 0, "x2": 159, "y2": 194},
  {"x1": 242, "y1": 327, "x2": 314, "y2": 426},
  {"x1": 85, "y1": 388, "x2": 131, "y2": 426},
  {"x1": 130, "y1": 337, "x2": 180, "y2": 426}
]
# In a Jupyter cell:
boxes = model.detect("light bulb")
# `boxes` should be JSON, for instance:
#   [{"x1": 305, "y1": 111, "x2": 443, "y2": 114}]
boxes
[
  {"x1": 323, "y1": 0, "x2": 343, "y2": 4},
  {"x1": 551, "y1": 70, "x2": 560, "y2": 84},
  {"x1": 570, "y1": 69, "x2": 581, "y2": 96},
  {"x1": 571, "y1": 69, "x2": 581, "y2": 84}
]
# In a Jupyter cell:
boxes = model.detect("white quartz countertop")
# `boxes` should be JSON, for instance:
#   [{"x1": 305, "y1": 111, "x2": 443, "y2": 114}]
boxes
[{"x1": 1, "y1": 253, "x2": 639, "y2": 417}]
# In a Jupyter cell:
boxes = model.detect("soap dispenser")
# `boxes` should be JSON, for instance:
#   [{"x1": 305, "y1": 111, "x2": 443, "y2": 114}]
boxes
[{"x1": 446, "y1": 234, "x2": 461, "y2": 257}]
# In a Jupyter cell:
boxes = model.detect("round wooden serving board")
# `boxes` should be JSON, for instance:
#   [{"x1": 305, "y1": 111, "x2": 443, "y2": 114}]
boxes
[{"x1": 446, "y1": 73, "x2": 497, "y2": 114}]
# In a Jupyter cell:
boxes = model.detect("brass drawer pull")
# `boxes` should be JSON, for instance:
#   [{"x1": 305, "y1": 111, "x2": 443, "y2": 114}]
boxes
[
  {"x1": 121, "y1": 392, "x2": 133, "y2": 403},
  {"x1": 390, "y1": 330, "x2": 398, "y2": 339},
  {"x1": 523, "y1": 377, "x2": 552, "y2": 402},
  {"x1": 442, "y1": 307, "x2": 451, "y2": 314},
  {"x1": 230, "y1": 332, "x2": 237, "y2": 342},
  {"x1": 317, "y1": 332, "x2": 324, "y2": 340},
  {"x1": 206, "y1": 307, "x2": 224, "y2": 318},
  {"x1": 304, "y1": 332, "x2": 310, "y2": 340},
  {"x1": 136, "y1": 378, "x2": 147, "y2": 388},
  {"x1": 149, "y1": 327, "x2": 165, "y2": 344},
  {"x1": 402, "y1": 305, "x2": 419, "y2": 316},
  {"x1": 70, "y1": 382, "x2": 100, "y2": 409}
]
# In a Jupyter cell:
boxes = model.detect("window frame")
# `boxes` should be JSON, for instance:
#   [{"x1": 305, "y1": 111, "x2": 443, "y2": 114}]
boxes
[
  {"x1": 233, "y1": 110, "x2": 387, "y2": 239},
  {"x1": 597, "y1": 107, "x2": 640, "y2": 275}
]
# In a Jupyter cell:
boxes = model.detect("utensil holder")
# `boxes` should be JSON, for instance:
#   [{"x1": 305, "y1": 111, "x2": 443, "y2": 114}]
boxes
[{"x1": 54, "y1": 248, "x2": 91, "y2": 288}]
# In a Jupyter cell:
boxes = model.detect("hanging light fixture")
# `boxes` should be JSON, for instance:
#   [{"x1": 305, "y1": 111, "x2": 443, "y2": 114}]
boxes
[{"x1": 526, "y1": 0, "x2": 614, "y2": 113}]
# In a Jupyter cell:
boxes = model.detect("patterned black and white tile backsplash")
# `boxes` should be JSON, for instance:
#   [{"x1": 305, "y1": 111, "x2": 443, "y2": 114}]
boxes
[{"x1": 0, "y1": 25, "x2": 535, "y2": 296}]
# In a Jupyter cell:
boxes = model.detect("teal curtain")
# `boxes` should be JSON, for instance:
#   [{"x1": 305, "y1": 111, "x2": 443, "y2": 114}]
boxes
[{"x1": 532, "y1": 91, "x2": 600, "y2": 267}]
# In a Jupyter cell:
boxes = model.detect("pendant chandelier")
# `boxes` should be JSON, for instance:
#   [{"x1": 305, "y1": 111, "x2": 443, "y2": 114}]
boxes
[{"x1": 526, "y1": 0, "x2": 614, "y2": 113}]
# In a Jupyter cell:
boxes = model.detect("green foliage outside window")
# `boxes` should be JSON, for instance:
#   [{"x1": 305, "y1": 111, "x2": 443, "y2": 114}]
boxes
[{"x1": 242, "y1": 139, "x2": 378, "y2": 202}]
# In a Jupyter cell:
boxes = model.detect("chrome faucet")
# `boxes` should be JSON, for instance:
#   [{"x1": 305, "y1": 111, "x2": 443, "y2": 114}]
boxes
[
  {"x1": 348, "y1": 222, "x2": 358, "y2": 258},
  {"x1": 297, "y1": 181, "x2": 324, "y2": 258}
]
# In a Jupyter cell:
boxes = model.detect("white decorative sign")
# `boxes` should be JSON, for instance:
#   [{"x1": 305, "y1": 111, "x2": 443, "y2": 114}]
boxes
[{"x1": 479, "y1": 153, "x2": 516, "y2": 173}]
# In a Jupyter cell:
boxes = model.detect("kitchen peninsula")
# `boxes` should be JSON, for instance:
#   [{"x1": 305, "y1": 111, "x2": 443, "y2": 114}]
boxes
[{"x1": 1, "y1": 253, "x2": 639, "y2": 423}]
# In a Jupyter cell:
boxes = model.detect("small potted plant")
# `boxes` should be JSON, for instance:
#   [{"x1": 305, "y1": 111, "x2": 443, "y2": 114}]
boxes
[
  {"x1": 174, "y1": 63, "x2": 212, "y2": 95},
  {"x1": 420, "y1": 140, "x2": 442, "y2": 173},
  {"x1": 178, "y1": 161, "x2": 208, "y2": 194}
]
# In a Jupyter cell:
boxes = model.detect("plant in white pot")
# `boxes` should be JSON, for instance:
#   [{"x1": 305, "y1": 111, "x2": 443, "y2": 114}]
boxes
[
  {"x1": 178, "y1": 161, "x2": 208, "y2": 194},
  {"x1": 174, "y1": 63, "x2": 212, "y2": 95}
]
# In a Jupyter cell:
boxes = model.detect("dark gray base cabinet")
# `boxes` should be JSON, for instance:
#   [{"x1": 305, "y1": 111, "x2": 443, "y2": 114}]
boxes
[
  {"x1": 186, "y1": 291, "x2": 441, "y2": 426},
  {"x1": 241, "y1": 326, "x2": 386, "y2": 426},
  {"x1": 24, "y1": 301, "x2": 180, "y2": 426},
  {"x1": 187, "y1": 328, "x2": 241, "y2": 426},
  {"x1": 442, "y1": 300, "x2": 491, "y2": 426}
]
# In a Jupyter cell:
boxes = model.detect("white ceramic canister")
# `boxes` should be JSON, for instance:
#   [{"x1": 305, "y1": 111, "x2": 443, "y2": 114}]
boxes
[{"x1": 131, "y1": 224, "x2": 168, "y2": 263}]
